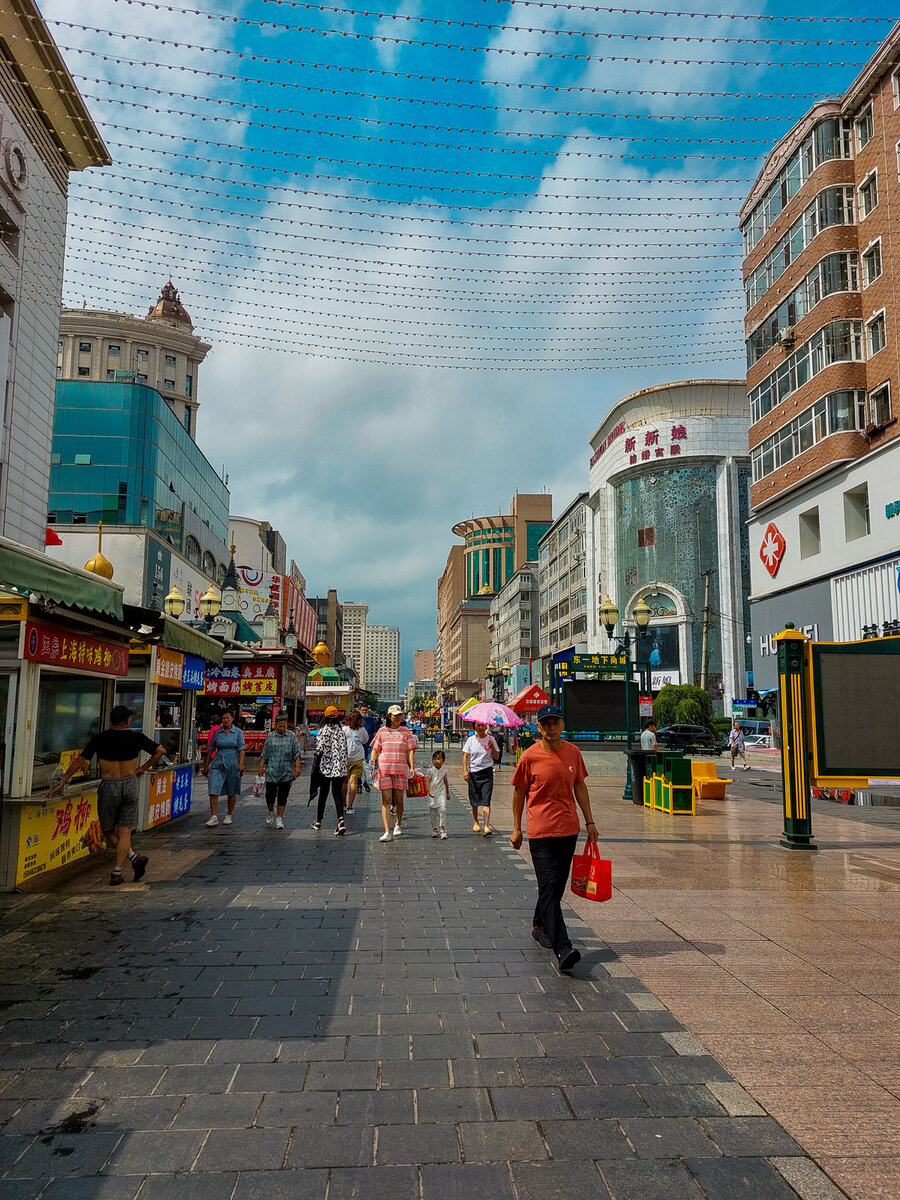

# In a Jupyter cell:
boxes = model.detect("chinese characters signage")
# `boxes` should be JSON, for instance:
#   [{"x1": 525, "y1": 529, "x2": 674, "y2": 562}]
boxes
[
  {"x1": 625, "y1": 425, "x2": 687, "y2": 466},
  {"x1": 557, "y1": 654, "x2": 628, "y2": 675},
  {"x1": 203, "y1": 663, "x2": 281, "y2": 696},
  {"x1": 147, "y1": 765, "x2": 192, "y2": 827},
  {"x1": 21, "y1": 621, "x2": 128, "y2": 676},
  {"x1": 16, "y1": 791, "x2": 100, "y2": 884},
  {"x1": 154, "y1": 647, "x2": 184, "y2": 687},
  {"x1": 182, "y1": 654, "x2": 205, "y2": 690},
  {"x1": 590, "y1": 422, "x2": 626, "y2": 466}
]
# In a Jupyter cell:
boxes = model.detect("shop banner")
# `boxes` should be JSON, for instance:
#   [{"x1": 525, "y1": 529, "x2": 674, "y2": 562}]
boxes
[
  {"x1": 203, "y1": 663, "x2": 281, "y2": 696},
  {"x1": 182, "y1": 654, "x2": 205, "y2": 690},
  {"x1": 17, "y1": 792, "x2": 101, "y2": 884},
  {"x1": 21, "y1": 620, "x2": 128, "y2": 676},
  {"x1": 154, "y1": 647, "x2": 184, "y2": 686},
  {"x1": 147, "y1": 764, "x2": 192, "y2": 827}
]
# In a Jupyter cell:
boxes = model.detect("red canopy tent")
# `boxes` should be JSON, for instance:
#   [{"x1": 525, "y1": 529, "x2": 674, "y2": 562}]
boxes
[{"x1": 507, "y1": 684, "x2": 551, "y2": 714}]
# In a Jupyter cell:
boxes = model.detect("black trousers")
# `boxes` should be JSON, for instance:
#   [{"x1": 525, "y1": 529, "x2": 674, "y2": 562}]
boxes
[
  {"x1": 315, "y1": 776, "x2": 346, "y2": 824},
  {"x1": 265, "y1": 780, "x2": 292, "y2": 808},
  {"x1": 468, "y1": 767, "x2": 494, "y2": 808},
  {"x1": 529, "y1": 835, "x2": 579, "y2": 955}
]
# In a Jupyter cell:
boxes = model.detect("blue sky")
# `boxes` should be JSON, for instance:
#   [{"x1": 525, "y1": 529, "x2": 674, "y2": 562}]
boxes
[{"x1": 45, "y1": 0, "x2": 895, "y2": 685}]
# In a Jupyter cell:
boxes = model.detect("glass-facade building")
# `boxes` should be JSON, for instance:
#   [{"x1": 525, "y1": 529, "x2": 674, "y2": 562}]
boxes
[{"x1": 48, "y1": 381, "x2": 229, "y2": 549}]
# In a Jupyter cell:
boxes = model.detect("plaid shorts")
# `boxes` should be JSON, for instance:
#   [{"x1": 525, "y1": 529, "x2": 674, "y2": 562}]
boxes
[{"x1": 98, "y1": 775, "x2": 140, "y2": 831}]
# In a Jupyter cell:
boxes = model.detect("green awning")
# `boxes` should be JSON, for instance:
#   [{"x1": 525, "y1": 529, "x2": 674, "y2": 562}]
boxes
[
  {"x1": 0, "y1": 536, "x2": 123, "y2": 620},
  {"x1": 160, "y1": 616, "x2": 224, "y2": 666}
]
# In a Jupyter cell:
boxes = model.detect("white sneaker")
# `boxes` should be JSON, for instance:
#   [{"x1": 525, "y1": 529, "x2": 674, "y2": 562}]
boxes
[
  {"x1": 744, "y1": 764, "x2": 751, "y2": 771},
  {"x1": 205, "y1": 815, "x2": 218, "y2": 827},
  {"x1": 431, "y1": 829, "x2": 439, "y2": 838},
  {"x1": 265, "y1": 815, "x2": 275, "y2": 827},
  {"x1": 393, "y1": 824, "x2": 402, "y2": 837},
  {"x1": 223, "y1": 815, "x2": 233, "y2": 825},
  {"x1": 275, "y1": 816, "x2": 284, "y2": 829},
  {"x1": 379, "y1": 831, "x2": 393, "y2": 842}
]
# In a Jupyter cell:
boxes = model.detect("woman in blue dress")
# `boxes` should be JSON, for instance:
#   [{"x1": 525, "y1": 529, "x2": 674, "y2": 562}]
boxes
[{"x1": 201, "y1": 709, "x2": 245, "y2": 827}]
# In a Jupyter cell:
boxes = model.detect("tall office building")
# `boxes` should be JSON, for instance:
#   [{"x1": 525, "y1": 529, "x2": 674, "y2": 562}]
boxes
[
  {"x1": 413, "y1": 648, "x2": 435, "y2": 681},
  {"x1": 437, "y1": 493, "x2": 552, "y2": 701},
  {"x1": 342, "y1": 602, "x2": 369, "y2": 682},
  {"x1": 741, "y1": 28, "x2": 900, "y2": 691},
  {"x1": 0, "y1": 1, "x2": 109, "y2": 549},
  {"x1": 309, "y1": 589, "x2": 345, "y2": 668},
  {"x1": 366, "y1": 624, "x2": 400, "y2": 705}
]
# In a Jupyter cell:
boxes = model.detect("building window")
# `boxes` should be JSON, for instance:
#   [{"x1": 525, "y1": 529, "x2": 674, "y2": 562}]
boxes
[
  {"x1": 163, "y1": 378, "x2": 175, "y2": 389},
  {"x1": 751, "y1": 390, "x2": 866, "y2": 482},
  {"x1": 749, "y1": 320, "x2": 863, "y2": 423},
  {"x1": 854, "y1": 103, "x2": 874, "y2": 152},
  {"x1": 77, "y1": 366, "x2": 90, "y2": 376},
  {"x1": 136, "y1": 347, "x2": 149, "y2": 361},
  {"x1": 859, "y1": 171, "x2": 878, "y2": 218},
  {"x1": 746, "y1": 251, "x2": 859, "y2": 366},
  {"x1": 868, "y1": 382, "x2": 891, "y2": 427},
  {"x1": 183, "y1": 408, "x2": 192, "y2": 434},
  {"x1": 866, "y1": 311, "x2": 886, "y2": 357},
  {"x1": 106, "y1": 369, "x2": 116, "y2": 380},
  {"x1": 78, "y1": 341, "x2": 91, "y2": 353},
  {"x1": 137, "y1": 372, "x2": 147, "y2": 383},
  {"x1": 894, "y1": 68, "x2": 900, "y2": 108},
  {"x1": 799, "y1": 508, "x2": 821, "y2": 559},
  {"x1": 74, "y1": 453, "x2": 91, "y2": 465},
  {"x1": 185, "y1": 374, "x2": 192, "y2": 397},
  {"x1": 637, "y1": 526, "x2": 656, "y2": 547},
  {"x1": 108, "y1": 344, "x2": 121, "y2": 356},
  {"x1": 165, "y1": 354, "x2": 176, "y2": 367},
  {"x1": 843, "y1": 483, "x2": 870, "y2": 541},
  {"x1": 862, "y1": 240, "x2": 882, "y2": 287}
]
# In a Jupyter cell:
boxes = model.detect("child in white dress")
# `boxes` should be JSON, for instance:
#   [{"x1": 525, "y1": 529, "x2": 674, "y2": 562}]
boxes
[{"x1": 427, "y1": 750, "x2": 450, "y2": 839}]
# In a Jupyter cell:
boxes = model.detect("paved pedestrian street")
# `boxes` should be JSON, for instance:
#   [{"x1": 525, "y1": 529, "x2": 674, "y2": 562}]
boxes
[{"x1": 0, "y1": 776, "x2": 859, "y2": 1200}]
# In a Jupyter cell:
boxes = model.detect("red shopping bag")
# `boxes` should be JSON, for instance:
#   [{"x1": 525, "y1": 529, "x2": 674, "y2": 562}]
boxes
[{"x1": 570, "y1": 841, "x2": 612, "y2": 902}]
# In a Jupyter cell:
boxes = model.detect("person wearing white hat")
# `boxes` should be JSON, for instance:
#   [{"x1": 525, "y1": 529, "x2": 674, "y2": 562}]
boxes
[{"x1": 370, "y1": 705, "x2": 416, "y2": 840}]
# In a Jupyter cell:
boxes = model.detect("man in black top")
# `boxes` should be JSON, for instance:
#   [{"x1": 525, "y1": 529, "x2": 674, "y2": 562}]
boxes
[{"x1": 47, "y1": 706, "x2": 166, "y2": 886}]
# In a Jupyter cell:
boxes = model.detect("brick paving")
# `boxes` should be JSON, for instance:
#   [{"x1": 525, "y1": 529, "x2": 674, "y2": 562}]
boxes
[{"x1": 0, "y1": 776, "x2": 848, "y2": 1199}]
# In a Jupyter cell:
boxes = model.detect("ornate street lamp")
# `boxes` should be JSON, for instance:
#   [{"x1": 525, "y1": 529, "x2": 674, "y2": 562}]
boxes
[
  {"x1": 199, "y1": 585, "x2": 221, "y2": 630},
  {"x1": 600, "y1": 595, "x2": 652, "y2": 801},
  {"x1": 284, "y1": 620, "x2": 298, "y2": 652},
  {"x1": 164, "y1": 584, "x2": 185, "y2": 619}
]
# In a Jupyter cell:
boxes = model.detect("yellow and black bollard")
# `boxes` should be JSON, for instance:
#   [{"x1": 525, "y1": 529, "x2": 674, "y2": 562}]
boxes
[{"x1": 774, "y1": 624, "x2": 816, "y2": 850}]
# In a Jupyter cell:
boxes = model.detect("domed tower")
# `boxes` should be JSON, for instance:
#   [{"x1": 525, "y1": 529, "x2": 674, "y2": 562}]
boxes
[
  {"x1": 147, "y1": 280, "x2": 194, "y2": 330},
  {"x1": 312, "y1": 640, "x2": 331, "y2": 669}
]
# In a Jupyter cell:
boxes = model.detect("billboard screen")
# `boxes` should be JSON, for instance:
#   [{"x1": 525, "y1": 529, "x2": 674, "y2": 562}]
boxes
[
  {"x1": 810, "y1": 640, "x2": 900, "y2": 779},
  {"x1": 562, "y1": 679, "x2": 639, "y2": 734}
]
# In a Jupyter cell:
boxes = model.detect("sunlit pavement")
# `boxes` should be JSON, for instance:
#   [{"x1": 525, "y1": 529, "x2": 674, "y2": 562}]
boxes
[
  {"x1": 486, "y1": 759, "x2": 900, "y2": 1200},
  {"x1": 0, "y1": 769, "x2": 882, "y2": 1199}
]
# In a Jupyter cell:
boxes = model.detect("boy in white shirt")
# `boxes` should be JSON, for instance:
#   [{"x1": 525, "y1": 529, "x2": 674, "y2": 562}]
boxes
[
  {"x1": 427, "y1": 750, "x2": 450, "y2": 839},
  {"x1": 462, "y1": 721, "x2": 500, "y2": 836}
]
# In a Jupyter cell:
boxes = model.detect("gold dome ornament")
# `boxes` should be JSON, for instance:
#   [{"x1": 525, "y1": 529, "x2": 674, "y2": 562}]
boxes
[
  {"x1": 83, "y1": 522, "x2": 114, "y2": 579},
  {"x1": 312, "y1": 640, "x2": 331, "y2": 668}
]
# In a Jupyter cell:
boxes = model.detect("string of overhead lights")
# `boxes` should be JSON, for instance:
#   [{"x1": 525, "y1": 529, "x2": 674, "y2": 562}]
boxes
[
  {"x1": 49, "y1": 15, "x2": 874, "y2": 60},
  {"x1": 111, "y1": 0, "x2": 892, "y2": 35},
  {"x1": 40, "y1": 1, "x2": 862, "y2": 369}
]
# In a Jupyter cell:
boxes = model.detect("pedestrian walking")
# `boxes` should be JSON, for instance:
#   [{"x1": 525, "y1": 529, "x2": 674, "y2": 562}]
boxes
[
  {"x1": 46, "y1": 705, "x2": 163, "y2": 886},
  {"x1": 640, "y1": 720, "x2": 658, "y2": 751},
  {"x1": 202, "y1": 709, "x2": 245, "y2": 827},
  {"x1": 510, "y1": 703, "x2": 598, "y2": 974},
  {"x1": 427, "y1": 749, "x2": 450, "y2": 839},
  {"x1": 312, "y1": 706, "x2": 348, "y2": 835},
  {"x1": 370, "y1": 705, "x2": 417, "y2": 841},
  {"x1": 260, "y1": 713, "x2": 301, "y2": 830},
  {"x1": 494, "y1": 728, "x2": 505, "y2": 769},
  {"x1": 729, "y1": 720, "x2": 750, "y2": 770},
  {"x1": 359, "y1": 703, "x2": 379, "y2": 792},
  {"x1": 342, "y1": 710, "x2": 369, "y2": 814},
  {"x1": 462, "y1": 720, "x2": 499, "y2": 836}
]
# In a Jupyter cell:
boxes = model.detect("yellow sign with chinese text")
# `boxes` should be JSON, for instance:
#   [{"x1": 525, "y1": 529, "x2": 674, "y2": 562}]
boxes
[{"x1": 17, "y1": 792, "x2": 100, "y2": 884}]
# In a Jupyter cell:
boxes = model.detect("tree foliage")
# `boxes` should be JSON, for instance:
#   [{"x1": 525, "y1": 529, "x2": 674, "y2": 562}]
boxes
[{"x1": 652, "y1": 684, "x2": 714, "y2": 728}]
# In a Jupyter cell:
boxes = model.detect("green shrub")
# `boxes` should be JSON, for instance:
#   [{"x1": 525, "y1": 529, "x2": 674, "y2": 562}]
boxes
[{"x1": 653, "y1": 684, "x2": 714, "y2": 728}]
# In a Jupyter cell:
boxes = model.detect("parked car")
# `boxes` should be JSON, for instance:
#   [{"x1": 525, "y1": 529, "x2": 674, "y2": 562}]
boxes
[
  {"x1": 655, "y1": 724, "x2": 719, "y2": 754},
  {"x1": 744, "y1": 734, "x2": 771, "y2": 748}
]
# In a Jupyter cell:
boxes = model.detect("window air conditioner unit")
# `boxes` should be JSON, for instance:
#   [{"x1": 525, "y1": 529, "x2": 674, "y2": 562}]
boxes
[{"x1": 778, "y1": 326, "x2": 795, "y2": 347}]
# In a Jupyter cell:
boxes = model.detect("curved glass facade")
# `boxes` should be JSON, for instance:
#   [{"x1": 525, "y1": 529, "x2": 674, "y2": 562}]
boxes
[{"x1": 49, "y1": 381, "x2": 229, "y2": 548}]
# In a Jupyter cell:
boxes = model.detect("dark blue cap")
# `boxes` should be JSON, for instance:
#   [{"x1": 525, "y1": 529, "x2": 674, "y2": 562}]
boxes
[{"x1": 536, "y1": 704, "x2": 564, "y2": 722}]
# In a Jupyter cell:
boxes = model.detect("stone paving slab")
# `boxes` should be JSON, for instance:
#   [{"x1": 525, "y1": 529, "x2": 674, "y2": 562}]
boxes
[{"x1": 0, "y1": 778, "x2": 850, "y2": 1198}]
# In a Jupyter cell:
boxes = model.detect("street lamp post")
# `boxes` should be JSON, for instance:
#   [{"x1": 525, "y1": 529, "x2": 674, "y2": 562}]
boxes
[
  {"x1": 199, "y1": 585, "x2": 221, "y2": 631},
  {"x1": 486, "y1": 659, "x2": 511, "y2": 703},
  {"x1": 164, "y1": 585, "x2": 185, "y2": 619},
  {"x1": 600, "y1": 595, "x2": 652, "y2": 801}
]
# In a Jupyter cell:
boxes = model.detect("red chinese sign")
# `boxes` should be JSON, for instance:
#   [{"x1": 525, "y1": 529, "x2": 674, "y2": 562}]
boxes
[
  {"x1": 22, "y1": 621, "x2": 128, "y2": 676},
  {"x1": 760, "y1": 523, "x2": 787, "y2": 578},
  {"x1": 590, "y1": 422, "x2": 626, "y2": 466},
  {"x1": 626, "y1": 424, "x2": 688, "y2": 467},
  {"x1": 203, "y1": 662, "x2": 282, "y2": 696}
]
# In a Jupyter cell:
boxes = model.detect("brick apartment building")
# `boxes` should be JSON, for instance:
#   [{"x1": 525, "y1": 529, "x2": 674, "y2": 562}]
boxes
[{"x1": 741, "y1": 27, "x2": 900, "y2": 692}]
